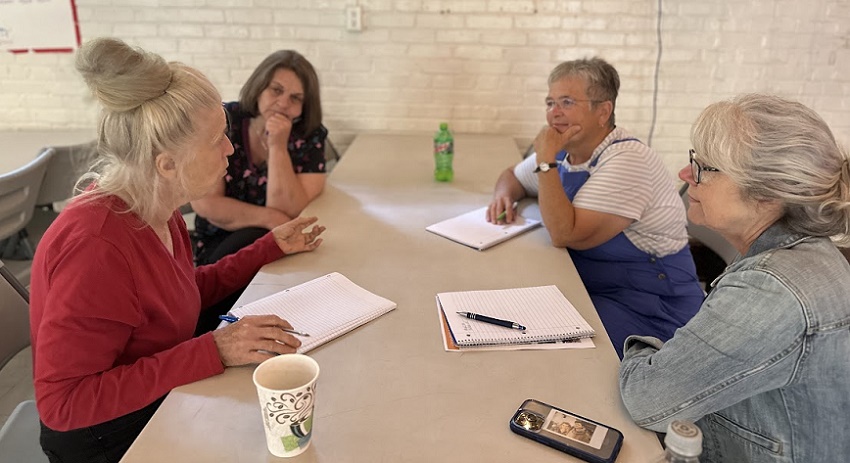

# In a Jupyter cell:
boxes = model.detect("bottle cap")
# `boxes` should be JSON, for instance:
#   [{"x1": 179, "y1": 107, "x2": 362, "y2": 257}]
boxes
[
  {"x1": 664, "y1": 420, "x2": 703, "y2": 457},
  {"x1": 439, "y1": 122, "x2": 448, "y2": 130}
]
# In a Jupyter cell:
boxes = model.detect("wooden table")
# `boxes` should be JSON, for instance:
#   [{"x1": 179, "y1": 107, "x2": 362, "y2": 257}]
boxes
[{"x1": 121, "y1": 133, "x2": 662, "y2": 462}]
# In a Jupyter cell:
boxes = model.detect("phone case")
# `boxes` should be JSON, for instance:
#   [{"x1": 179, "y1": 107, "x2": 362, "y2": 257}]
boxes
[{"x1": 509, "y1": 399, "x2": 624, "y2": 463}]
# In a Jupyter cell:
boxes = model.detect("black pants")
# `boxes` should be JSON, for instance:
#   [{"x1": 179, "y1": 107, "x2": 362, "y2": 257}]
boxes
[
  {"x1": 193, "y1": 227, "x2": 268, "y2": 335},
  {"x1": 40, "y1": 396, "x2": 165, "y2": 463}
]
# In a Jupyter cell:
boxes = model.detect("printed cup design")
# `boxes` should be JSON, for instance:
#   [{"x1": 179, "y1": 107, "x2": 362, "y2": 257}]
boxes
[
  {"x1": 264, "y1": 386, "x2": 316, "y2": 452},
  {"x1": 254, "y1": 354, "x2": 320, "y2": 458}
]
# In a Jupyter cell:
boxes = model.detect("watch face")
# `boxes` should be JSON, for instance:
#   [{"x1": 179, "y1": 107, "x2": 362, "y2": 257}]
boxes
[{"x1": 538, "y1": 162, "x2": 551, "y2": 172}]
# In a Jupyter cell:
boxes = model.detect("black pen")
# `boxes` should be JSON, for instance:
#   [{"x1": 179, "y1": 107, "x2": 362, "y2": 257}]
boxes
[{"x1": 456, "y1": 311, "x2": 526, "y2": 331}]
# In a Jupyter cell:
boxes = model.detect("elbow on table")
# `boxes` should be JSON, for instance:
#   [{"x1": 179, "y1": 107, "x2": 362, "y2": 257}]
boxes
[
  {"x1": 618, "y1": 370, "x2": 681, "y2": 433},
  {"x1": 549, "y1": 234, "x2": 595, "y2": 251}
]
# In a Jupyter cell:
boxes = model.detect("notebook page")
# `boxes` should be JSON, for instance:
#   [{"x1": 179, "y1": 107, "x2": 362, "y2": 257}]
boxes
[
  {"x1": 438, "y1": 285, "x2": 594, "y2": 346},
  {"x1": 425, "y1": 206, "x2": 542, "y2": 251},
  {"x1": 230, "y1": 273, "x2": 396, "y2": 353}
]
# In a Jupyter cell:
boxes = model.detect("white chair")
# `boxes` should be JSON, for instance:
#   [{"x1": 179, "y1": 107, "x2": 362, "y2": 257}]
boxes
[{"x1": 0, "y1": 259, "x2": 48, "y2": 463}]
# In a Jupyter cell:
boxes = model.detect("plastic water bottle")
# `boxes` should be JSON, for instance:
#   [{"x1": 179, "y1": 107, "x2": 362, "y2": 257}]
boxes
[
  {"x1": 650, "y1": 420, "x2": 703, "y2": 462},
  {"x1": 434, "y1": 122, "x2": 454, "y2": 182}
]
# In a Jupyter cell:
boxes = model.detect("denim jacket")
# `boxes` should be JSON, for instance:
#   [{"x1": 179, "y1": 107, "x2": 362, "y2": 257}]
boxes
[{"x1": 619, "y1": 222, "x2": 850, "y2": 463}]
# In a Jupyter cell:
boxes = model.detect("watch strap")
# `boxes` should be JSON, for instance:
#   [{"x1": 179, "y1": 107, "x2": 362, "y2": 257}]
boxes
[{"x1": 533, "y1": 162, "x2": 559, "y2": 173}]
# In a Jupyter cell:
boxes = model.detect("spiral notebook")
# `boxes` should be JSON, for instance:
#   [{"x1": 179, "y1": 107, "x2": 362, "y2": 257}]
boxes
[
  {"x1": 425, "y1": 206, "x2": 542, "y2": 251},
  {"x1": 223, "y1": 272, "x2": 396, "y2": 353},
  {"x1": 436, "y1": 285, "x2": 594, "y2": 348}
]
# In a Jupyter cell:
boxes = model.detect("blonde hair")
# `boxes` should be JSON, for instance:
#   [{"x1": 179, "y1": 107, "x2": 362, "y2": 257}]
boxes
[
  {"x1": 75, "y1": 37, "x2": 221, "y2": 224},
  {"x1": 691, "y1": 93, "x2": 850, "y2": 244}
]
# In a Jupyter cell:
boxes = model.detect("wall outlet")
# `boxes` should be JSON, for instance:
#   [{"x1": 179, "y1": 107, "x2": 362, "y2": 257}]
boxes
[{"x1": 345, "y1": 6, "x2": 362, "y2": 32}]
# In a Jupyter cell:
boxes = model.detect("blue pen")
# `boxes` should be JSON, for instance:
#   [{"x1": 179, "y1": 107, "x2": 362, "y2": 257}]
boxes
[{"x1": 218, "y1": 314, "x2": 311, "y2": 337}]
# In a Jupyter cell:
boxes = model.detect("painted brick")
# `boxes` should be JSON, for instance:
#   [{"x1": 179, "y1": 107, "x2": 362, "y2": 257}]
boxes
[
  {"x1": 436, "y1": 30, "x2": 481, "y2": 44},
  {"x1": 113, "y1": 24, "x2": 159, "y2": 37},
  {"x1": 0, "y1": 0, "x2": 848, "y2": 178},
  {"x1": 480, "y1": 31, "x2": 527, "y2": 46},
  {"x1": 416, "y1": 13, "x2": 466, "y2": 29},
  {"x1": 466, "y1": 15, "x2": 513, "y2": 30},
  {"x1": 390, "y1": 29, "x2": 436, "y2": 43},
  {"x1": 158, "y1": 24, "x2": 205, "y2": 38},
  {"x1": 367, "y1": 12, "x2": 416, "y2": 28},
  {"x1": 226, "y1": 9, "x2": 274, "y2": 25},
  {"x1": 513, "y1": 15, "x2": 561, "y2": 29},
  {"x1": 408, "y1": 44, "x2": 454, "y2": 58},
  {"x1": 487, "y1": 1, "x2": 537, "y2": 13},
  {"x1": 453, "y1": 45, "x2": 503, "y2": 60}
]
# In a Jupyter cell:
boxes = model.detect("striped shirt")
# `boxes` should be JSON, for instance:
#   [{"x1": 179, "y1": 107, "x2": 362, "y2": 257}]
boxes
[{"x1": 514, "y1": 127, "x2": 688, "y2": 256}]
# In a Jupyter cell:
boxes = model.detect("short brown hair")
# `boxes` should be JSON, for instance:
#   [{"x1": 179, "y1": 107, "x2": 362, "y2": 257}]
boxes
[{"x1": 239, "y1": 50, "x2": 323, "y2": 136}]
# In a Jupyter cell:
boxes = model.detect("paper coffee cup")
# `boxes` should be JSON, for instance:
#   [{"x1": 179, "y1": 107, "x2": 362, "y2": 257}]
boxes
[{"x1": 253, "y1": 354, "x2": 320, "y2": 457}]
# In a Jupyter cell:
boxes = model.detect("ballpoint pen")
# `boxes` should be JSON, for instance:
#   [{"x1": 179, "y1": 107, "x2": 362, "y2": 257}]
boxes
[
  {"x1": 456, "y1": 311, "x2": 526, "y2": 331},
  {"x1": 218, "y1": 314, "x2": 311, "y2": 337}
]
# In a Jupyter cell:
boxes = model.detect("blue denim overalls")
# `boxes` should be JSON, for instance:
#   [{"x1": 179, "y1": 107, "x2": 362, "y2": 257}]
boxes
[{"x1": 557, "y1": 139, "x2": 704, "y2": 358}]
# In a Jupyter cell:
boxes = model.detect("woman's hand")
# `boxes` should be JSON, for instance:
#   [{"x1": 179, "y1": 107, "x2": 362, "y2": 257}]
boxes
[
  {"x1": 212, "y1": 315, "x2": 303, "y2": 366},
  {"x1": 272, "y1": 216, "x2": 325, "y2": 255},
  {"x1": 533, "y1": 124, "x2": 582, "y2": 162},
  {"x1": 265, "y1": 113, "x2": 293, "y2": 151}
]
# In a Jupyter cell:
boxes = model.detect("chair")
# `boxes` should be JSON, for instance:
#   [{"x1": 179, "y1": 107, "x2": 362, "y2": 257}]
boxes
[
  {"x1": 0, "y1": 259, "x2": 48, "y2": 463},
  {"x1": 35, "y1": 140, "x2": 98, "y2": 210},
  {"x1": 0, "y1": 148, "x2": 52, "y2": 262},
  {"x1": 679, "y1": 183, "x2": 738, "y2": 286}
]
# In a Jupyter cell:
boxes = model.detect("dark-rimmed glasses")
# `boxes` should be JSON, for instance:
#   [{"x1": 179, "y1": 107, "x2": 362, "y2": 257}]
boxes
[{"x1": 689, "y1": 149, "x2": 719, "y2": 184}]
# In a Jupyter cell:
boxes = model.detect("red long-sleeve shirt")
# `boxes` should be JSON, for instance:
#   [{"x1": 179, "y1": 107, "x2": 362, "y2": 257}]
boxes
[{"x1": 29, "y1": 195, "x2": 284, "y2": 431}]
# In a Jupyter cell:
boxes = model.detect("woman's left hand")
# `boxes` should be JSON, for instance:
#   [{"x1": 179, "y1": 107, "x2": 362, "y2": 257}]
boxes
[{"x1": 271, "y1": 216, "x2": 325, "y2": 255}]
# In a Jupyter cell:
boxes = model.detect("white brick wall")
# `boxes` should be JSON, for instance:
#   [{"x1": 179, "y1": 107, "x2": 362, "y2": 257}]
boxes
[{"x1": 1, "y1": 0, "x2": 848, "y2": 175}]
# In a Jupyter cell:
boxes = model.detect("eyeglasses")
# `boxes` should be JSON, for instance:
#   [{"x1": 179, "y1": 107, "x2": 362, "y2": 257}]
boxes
[
  {"x1": 545, "y1": 97, "x2": 600, "y2": 112},
  {"x1": 689, "y1": 149, "x2": 720, "y2": 184}
]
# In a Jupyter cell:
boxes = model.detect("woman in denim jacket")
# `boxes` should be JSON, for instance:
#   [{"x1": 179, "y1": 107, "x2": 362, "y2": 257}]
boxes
[{"x1": 619, "y1": 94, "x2": 850, "y2": 463}]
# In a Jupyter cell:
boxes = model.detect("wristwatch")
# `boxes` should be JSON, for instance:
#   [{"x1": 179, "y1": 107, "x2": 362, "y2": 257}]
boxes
[{"x1": 534, "y1": 162, "x2": 559, "y2": 173}]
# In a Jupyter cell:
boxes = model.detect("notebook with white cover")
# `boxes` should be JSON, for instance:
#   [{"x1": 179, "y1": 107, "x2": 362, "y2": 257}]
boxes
[
  {"x1": 425, "y1": 206, "x2": 542, "y2": 251},
  {"x1": 436, "y1": 285, "x2": 594, "y2": 347},
  {"x1": 225, "y1": 272, "x2": 396, "y2": 353}
]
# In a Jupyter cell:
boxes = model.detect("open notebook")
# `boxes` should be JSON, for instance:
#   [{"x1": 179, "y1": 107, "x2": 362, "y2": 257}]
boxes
[
  {"x1": 436, "y1": 285, "x2": 594, "y2": 348},
  {"x1": 222, "y1": 273, "x2": 396, "y2": 353},
  {"x1": 425, "y1": 206, "x2": 542, "y2": 251}
]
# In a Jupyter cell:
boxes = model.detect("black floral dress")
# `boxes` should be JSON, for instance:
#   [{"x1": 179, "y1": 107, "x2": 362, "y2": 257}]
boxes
[{"x1": 193, "y1": 101, "x2": 327, "y2": 263}]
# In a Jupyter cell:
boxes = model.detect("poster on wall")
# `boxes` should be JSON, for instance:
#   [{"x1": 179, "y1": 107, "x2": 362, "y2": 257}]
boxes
[{"x1": 0, "y1": 0, "x2": 81, "y2": 53}]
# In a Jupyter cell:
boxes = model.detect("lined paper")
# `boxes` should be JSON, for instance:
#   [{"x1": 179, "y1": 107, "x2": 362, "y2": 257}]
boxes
[
  {"x1": 227, "y1": 273, "x2": 396, "y2": 353},
  {"x1": 437, "y1": 285, "x2": 594, "y2": 347},
  {"x1": 425, "y1": 206, "x2": 542, "y2": 251}
]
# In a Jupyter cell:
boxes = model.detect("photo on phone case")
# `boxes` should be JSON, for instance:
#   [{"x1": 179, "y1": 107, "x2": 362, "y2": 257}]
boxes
[{"x1": 541, "y1": 409, "x2": 608, "y2": 450}]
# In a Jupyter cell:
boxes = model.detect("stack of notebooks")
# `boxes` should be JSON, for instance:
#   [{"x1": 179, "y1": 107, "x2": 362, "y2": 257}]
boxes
[
  {"x1": 436, "y1": 285, "x2": 595, "y2": 352},
  {"x1": 221, "y1": 272, "x2": 396, "y2": 354}
]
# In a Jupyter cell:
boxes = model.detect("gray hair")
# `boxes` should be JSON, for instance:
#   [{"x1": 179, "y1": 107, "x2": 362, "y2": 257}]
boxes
[
  {"x1": 691, "y1": 93, "x2": 850, "y2": 244},
  {"x1": 74, "y1": 37, "x2": 221, "y2": 224},
  {"x1": 548, "y1": 57, "x2": 619, "y2": 128}
]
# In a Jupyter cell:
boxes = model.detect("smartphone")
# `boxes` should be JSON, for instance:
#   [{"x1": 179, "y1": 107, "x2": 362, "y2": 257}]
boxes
[{"x1": 509, "y1": 399, "x2": 624, "y2": 463}]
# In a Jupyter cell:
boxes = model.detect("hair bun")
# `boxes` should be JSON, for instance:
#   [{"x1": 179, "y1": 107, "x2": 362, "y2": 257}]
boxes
[{"x1": 75, "y1": 37, "x2": 172, "y2": 112}]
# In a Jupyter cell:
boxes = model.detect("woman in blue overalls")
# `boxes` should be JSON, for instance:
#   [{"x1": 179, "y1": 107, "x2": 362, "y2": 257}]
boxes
[
  {"x1": 488, "y1": 57, "x2": 704, "y2": 358},
  {"x1": 556, "y1": 141, "x2": 704, "y2": 358}
]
